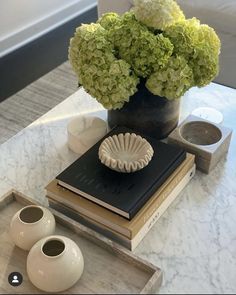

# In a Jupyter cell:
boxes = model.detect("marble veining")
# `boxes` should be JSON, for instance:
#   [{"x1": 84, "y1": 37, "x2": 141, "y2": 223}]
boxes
[{"x1": 0, "y1": 84, "x2": 236, "y2": 294}]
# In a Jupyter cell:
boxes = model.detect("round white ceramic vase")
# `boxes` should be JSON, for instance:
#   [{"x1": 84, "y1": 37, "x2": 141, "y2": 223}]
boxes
[
  {"x1": 27, "y1": 235, "x2": 84, "y2": 293},
  {"x1": 10, "y1": 205, "x2": 55, "y2": 251}
]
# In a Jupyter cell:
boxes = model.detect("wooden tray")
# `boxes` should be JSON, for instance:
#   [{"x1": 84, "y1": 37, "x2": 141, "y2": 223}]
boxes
[{"x1": 0, "y1": 190, "x2": 162, "y2": 294}]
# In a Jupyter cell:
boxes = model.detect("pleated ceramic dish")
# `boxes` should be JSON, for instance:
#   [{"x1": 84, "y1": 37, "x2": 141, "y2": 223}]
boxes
[{"x1": 99, "y1": 133, "x2": 154, "y2": 173}]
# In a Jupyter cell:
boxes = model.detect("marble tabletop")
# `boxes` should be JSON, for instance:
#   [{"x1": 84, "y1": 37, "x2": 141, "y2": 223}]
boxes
[{"x1": 0, "y1": 83, "x2": 236, "y2": 294}]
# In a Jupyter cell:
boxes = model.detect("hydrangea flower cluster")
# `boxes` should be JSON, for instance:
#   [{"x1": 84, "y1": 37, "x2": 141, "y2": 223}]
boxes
[
  {"x1": 69, "y1": 0, "x2": 220, "y2": 109},
  {"x1": 102, "y1": 12, "x2": 174, "y2": 78},
  {"x1": 164, "y1": 18, "x2": 221, "y2": 87},
  {"x1": 69, "y1": 23, "x2": 139, "y2": 109},
  {"x1": 133, "y1": 0, "x2": 185, "y2": 30},
  {"x1": 146, "y1": 56, "x2": 194, "y2": 99}
]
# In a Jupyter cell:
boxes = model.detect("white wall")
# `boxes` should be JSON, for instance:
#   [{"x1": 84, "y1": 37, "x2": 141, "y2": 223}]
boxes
[{"x1": 0, "y1": 0, "x2": 97, "y2": 57}]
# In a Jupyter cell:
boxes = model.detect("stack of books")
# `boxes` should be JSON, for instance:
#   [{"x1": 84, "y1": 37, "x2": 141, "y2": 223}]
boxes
[{"x1": 46, "y1": 126, "x2": 195, "y2": 251}]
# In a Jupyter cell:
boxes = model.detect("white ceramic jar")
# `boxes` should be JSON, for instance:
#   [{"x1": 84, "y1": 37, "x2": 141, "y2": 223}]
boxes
[
  {"x1": 10, "y1": 205, "x2": 55, "y2": 251},
  {"x1": 27, "y1": 235, "x2": 84, "y2": 293},
  {"x1": 67, "y1": 115, "x2": 107, "y2": 154}
]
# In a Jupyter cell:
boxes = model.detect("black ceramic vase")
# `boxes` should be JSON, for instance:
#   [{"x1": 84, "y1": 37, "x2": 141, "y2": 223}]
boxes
[{"x1": 108, "y1": 80, "x2": 180, "y2": 139}]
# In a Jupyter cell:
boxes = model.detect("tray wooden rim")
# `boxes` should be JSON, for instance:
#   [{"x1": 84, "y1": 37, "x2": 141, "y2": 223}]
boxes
[{"x1": 0, "y1": 189, "x2": 162, "y2": 294}]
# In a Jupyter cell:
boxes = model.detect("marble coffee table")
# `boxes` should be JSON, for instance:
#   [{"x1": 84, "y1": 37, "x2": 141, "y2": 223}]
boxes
[{"x1": 0, "y1": 83, "x2": 236, "y2": 294}]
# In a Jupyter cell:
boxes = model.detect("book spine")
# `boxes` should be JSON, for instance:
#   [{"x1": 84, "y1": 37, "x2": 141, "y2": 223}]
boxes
[
  {"x1": 130, "y1": 165, "x2": 196, "y2": 250},
  {"x1": 129, "y1": 151, "x2": 186, "y2": 219},
  {"x1": 46, "y1": 189, "x2": 131, "y2": 237},
  {"x1": 130, "y1": 159, "x2": 194, "y2": 238},
  {"x1": 48, "y1": 200, "x2": 132, "y2": 251}
]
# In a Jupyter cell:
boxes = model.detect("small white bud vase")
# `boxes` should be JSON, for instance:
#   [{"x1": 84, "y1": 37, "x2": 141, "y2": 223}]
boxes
[
  {"x1": 27, "y1": 235, "x2": 84, "y2": 293},
  {"x1": 10, "y1": 205, "x2": 55, "y2": 251}
]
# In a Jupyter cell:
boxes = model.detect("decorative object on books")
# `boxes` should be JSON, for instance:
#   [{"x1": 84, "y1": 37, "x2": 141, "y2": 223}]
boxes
[
  {"x1": 0, "y1": 191, "x2": 162, "y2": 294},
  {"x1": 98, "y1": 132, "x2": 154, "y2": 173},
  {"x1": 27, "y1": 235, "x2": 84, "y2": 293},
  {"x1": 68, "y1": 0, "x2": 221, "y2": 139},
  {"x1": 67, "y1": 116, "x2": 107, "y2": 154},
  {"x1": 10, "y1": 205, "x2": 55, "y2": 251},
  {"x1": 168, "y1": 115, "x2": 232, "y2": 174},
  {"x1": 56, "y1": 126, "x2": 186, "y2": 219},
  {"x1": 47, "y1": 154, "x2": 194, "y2": 243},
  {"x1": 47, "y1": 158, "x2": 195, "y2": 251}
]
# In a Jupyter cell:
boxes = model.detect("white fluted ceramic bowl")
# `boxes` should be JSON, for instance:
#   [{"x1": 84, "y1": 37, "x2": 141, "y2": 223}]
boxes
[
  {"x1": 10, "y1": 205, "x2": 55, "y2": 251},
  {"x1": 99, "y1": 133, "x2": 154, "y2": 173},
  {"x1": 27, "y1": 235, "x2": 84, "y2": 293}
]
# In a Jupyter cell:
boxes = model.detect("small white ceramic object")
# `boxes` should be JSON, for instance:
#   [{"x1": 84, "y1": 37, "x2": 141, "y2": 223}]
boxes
[
  {"x1": 192, "y1": 107, "x2": 224, "y2": 124},
  {"x1": 10, "y1": 205, "x2": 55, "y2": 251},
  {"x1": 67, "y1": 115, "x2": 107, "y2": 154},
  {"x1": 99, "y1": 133, "x2": 154, "y2": 173},
  {"x1": 27, "y1": 235, "x2": 84, "y2": 293}
]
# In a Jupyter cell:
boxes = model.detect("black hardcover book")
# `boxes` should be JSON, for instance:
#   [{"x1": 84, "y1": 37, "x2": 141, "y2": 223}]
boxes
[{"x1": 56, "y1": 126, "x2": 186, "y2": 220}]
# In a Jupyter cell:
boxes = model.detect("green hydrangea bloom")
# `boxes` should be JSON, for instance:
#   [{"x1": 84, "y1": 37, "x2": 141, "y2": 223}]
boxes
[
  {"x1": 164, "y1": 18, "x2": 200, "y2": 56},
  {"x1": 69, "y1": 2, "x2": 220, "y2": 108},
  {"x1": 146, "y1": 55, "x2": 194, "y2": 99},
  {"x1": 133, "y1": 0, "x2": 185, "y2": 30},
  {"x1": 164, "y1": 18, "x2": 221, "y2": 86},
  {"x1": 190, "y1": 24, "x2": 221, "y2": 86},
  {"x1": 107, "y1": 12, "x2": 173, "y2": 77},
  {"x1": 97, "y1": 12, "x2": 121, "y2": 31},
  {"x1": 69, "y1": 23, "x2": 139, "y2": 109}
]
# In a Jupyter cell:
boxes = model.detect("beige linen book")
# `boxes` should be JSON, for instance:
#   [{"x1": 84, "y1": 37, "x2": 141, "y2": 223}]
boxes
[
  {"x1": 46, "y1": 153, "x2": 195, "y2": 239},
  {"x1": 48, "y1": 164, "x2": 195, "y2": 251}
]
